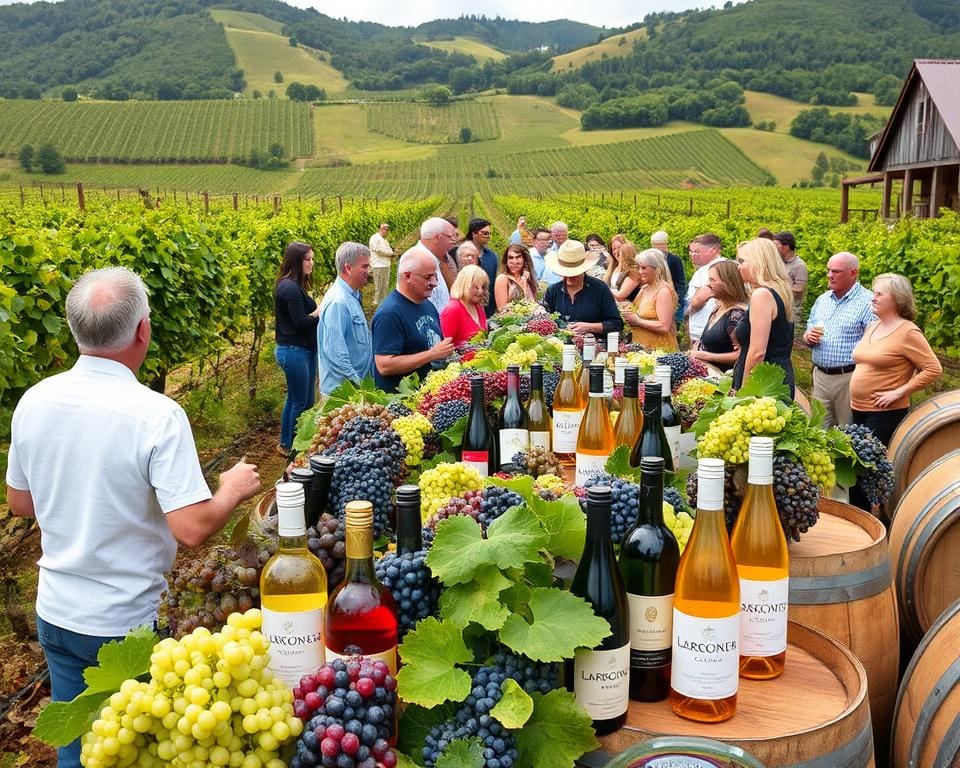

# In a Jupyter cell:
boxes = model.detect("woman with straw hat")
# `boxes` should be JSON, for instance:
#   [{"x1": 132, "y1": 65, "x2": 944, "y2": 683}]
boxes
[{"x1": 541, "y1": 240, "x2": 623, "y2": 337}]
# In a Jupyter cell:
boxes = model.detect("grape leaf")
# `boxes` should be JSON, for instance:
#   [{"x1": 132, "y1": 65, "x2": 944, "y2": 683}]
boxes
[
  {"x1": 397, "y1": 751, "x2": 425, "y2": 768},
  {"x1": 487, "y1": 475, "x2": 586, "y2": 560},
  {"x1": 604, "y1": 444, "x2": 641, "y2": 481},
  {"x1": 515, "y1": 689, "x2": 599, "y2": 768},
  {"x1": 435, "y1": 739, "x2": 485, "y2": 768},
  {"x1": 428, "y1": 508, "x2": 547, "y2": 586},
  {"x1": 439, "y1": 565, "x2": 513, "y2": 630},
  {"x1": 834, "y1": 456, "x2": 858, "y2": 488},
  {"x1": 440, "y1": 415, "x2": 468, "y2": 451},
  {"x1": 490, "y1": 679, "x2": 534, "y2": 728},
  {"x1": 33, "y1": 691, "x2": 110, "y2": 747},
  {"x1": 398, "y1": 702, "x2": 456, "y2": 765},
  {"x1": 397, "y1": 618, "x2": 473, "y2": 708},
  {"x1": 735, "y1": 362, "x2": 791, "y2": 401},
  {"x1": 499, "y1": 588, "x2": 611, "y2": 662},
  {"x1": 83, "y1": 626, "x2": 158, "y2": 692}
]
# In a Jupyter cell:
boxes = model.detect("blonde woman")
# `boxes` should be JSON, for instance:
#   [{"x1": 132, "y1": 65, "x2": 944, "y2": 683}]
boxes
[
  {"x1": 733, "y1": 237, "x2": 795, "y2": 396},
  {"x1": 440, "y1": 265, "x2": 489, "y2": 346},
  {"x1": 609, "y1": 241, "x2": 641, "y2": 302},
  {"x1": 622, "y1": 248, "x2": 679, "y2": 351},
  {"x1": 849, "y1": 273, "x2": 941, "y2": 445}
]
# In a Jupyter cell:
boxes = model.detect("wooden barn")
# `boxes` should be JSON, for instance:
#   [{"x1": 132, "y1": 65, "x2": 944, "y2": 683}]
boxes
[{"x1": 841, "y1": 59, "x2": 960, "y2": 222}]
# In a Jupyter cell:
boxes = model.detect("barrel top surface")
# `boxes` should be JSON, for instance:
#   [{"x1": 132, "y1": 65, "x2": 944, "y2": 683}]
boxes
[
  {"x1": 788, "y1": 499, "x2": 882, "y2": 560},
  {"x1": 615, "y1": 624, "x2": 864, "y2": 741}
]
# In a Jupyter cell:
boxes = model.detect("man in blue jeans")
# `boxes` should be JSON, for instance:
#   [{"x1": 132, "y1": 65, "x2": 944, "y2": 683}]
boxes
[{"x1": 6, "y1": 267, "x2": 261, "y2": 767}]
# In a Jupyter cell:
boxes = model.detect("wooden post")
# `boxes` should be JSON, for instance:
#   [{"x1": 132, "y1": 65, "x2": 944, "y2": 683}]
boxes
[
  {"x1": 39, "y1": 183, "x2": 45, "y2": 203},
  {"x1": 840, "y1": 182, "x2": 849, "y2": 224},
  {"x1": 233, "y1": 192, "x2": 238, "y2": 211},
  {"x1": 902, "y1": 169, "x2": 914, "y2": 216},
  {"x1": 726, "y1": 199, "x2": 731, "y2": 219},
  {"x1": 881, "y1": 173, "x2": 892, "y2": 219},
  {"x1": 203, "y1": 191, "x2": 209, "y2": 214},
  {"x1": 19, "y1": 182, "x2": 24, "y2": 208},
  {"x1": 634, "y1": 194, "x2": 637, "y2": 207},
  {"x1": 601, "y1": 193, "x2": 605, "y2": 205},
  {"x1": 619, "y1": 190, "x2": 623, "y2": 203},
  {"x1": 931, "y1": 166, "x2": 942, "y2": 217},
  {"x1": 77, "y1": 182, "x2": 85, "y2": 212},
  {"x1": 321, "y1": 197, "x2": 325, "y2": 213},
  {"x1": 273, "y1": 195, "x2": 280, "y2": 212},
  {"x1": 688, "y1": 197, "x2": 694, "y2": 216},
  {"x1": 60, "y1": 182, "x2": 65, "y2": 201},
  {"x1": 338, "y1": 196, "x2": 343, "y2": 213}
]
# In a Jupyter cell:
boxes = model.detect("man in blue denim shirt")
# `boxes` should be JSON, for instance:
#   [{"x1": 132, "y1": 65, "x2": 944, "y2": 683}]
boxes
[{"x1": 317, "y1": 242, "x2": 374, "y2": 394}]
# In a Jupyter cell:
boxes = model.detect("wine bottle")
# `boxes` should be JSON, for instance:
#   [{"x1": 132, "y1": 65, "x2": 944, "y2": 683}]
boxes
[
  {"x1": 730, "y1": 437, "x2": 789, "y2": 680},
  {"x1": 670, "y1": 458, "x2": 740, "y2": 723},
  {"x1": 655, "y1": 365, "x2": 681, "y2": 471},
  {"x1": 629, "y1": 380, "x2": 673, "y2": 471},
  {"x1": 498, "y1": 365, "x2": 529, "y2": 469},
  {"x1": 307, "y1": 455, "x2": 335, "y2": 528},
  {"x1": 610, "y1": 357, "x2": 628, "y2": 414},
  {"x1": 578, "y1": 335, "x2": 596, "y2": 400},
  {"x1": 395, "y1": 485, "x2": 423, "y2": 556},
  {"x1": 461, "y1": 376, "x2": 496, "y2": 477},
  {"x1": 325, "y1": 500, "x2": 399, "y2": 672},
  {"x1": 619, "y1": 457, "x2": 680, "y2": 702},
  {"x1": 575, "y1": 364, "x2": 615, "y2": 487},
  {"x1": 605, "y1": 331, "x2": 620, "y2": 375},
  {"x1": 552, "y1": 345, "x2": 584, "y2": 466},
  {"x1": 526, "y1": 363, "x2": 551, "y2": 452},
  {"x1": 260, "y1": 482, "x2": 328, "y2": 689},
  {"x1": 613, "y1": 366, "x2": 644, "y2": 449},
  {"x1": 288, "y1": 465, "x2": 314, "y2": 517},
  {"x1": 566, "y1": 486, "x2": 630, "y2": 735}
]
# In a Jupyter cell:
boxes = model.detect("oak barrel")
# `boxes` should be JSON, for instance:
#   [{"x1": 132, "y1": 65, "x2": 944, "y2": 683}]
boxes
[
  {"x1": 891, "y1": 597, "x2": 960, "y2": 768},
  {"x1": 887, "y1": 449, "x2": 960, "y2": 645},
  {"x1": 787, "y1": 498, "x2": 898, "y2": 759},
  {"x1": 887, "y1": 389, "x2": 960, "y2": 509},
  {"x1": 596, "y1": 622, "x2": 875, "y2": 768}
]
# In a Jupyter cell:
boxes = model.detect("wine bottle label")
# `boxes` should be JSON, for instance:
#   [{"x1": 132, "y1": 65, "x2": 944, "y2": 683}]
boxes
[
  {"x1": 671, "y1": 610, "x2": 739, "y2": 700},
  {"x1": 498, "y1": 429, "x2": 529, "y2": 466},
  {"x1": 573, "y1": 644, "x2": 630, "y2": 720},
  {"x1": 461, "y1": 451, "x2": 489, "y2": 478},
  {"x1": 325, "y1": 645, "x2": 397, "y2": 676},
  {"x1": 627, "y1": 593, "x2": 674, "y2": 657},
  {"x1": 664, "y1": 425, "x2": 681, "y2": 470},
  {"x1": 739, "y1": 577, "x2": 788, "y2": 656},
  {"x1": 261, "y1": 607, "x2": 325, "y2": 689},
  {"x1": 553, "y1": 409, "x2": 583, "y2": 452},
  {"x1": 530, "y1": 431, "x2": 550, "y2": 451},
  {"x1": 575, "y1": 452, "x2": 610, "y2": 487}
]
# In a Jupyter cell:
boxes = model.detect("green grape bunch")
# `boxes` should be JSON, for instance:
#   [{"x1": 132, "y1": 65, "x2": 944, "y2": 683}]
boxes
[
  {"x1": 418, "y1": 462, "x2": 484, "y2": 521},
  {"x1": 697, "y1": 397, "x2": 787, "y2": 465}
]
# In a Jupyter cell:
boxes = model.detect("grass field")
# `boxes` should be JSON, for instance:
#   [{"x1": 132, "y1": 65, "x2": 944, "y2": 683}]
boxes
[
  {"x1": 719, "y1": 127, "x2": 866, "y2": 186},
  {"x1": 366, "y1": 101, "x2": 501, "y2": 144},
  {"x1": 743, "y1": 90, "x2": 891, "y2": 133},
  {"x1": 311, "y1": 105, "x2": 436, "y2": 165},
  {"x1": 0, "y1": 99, "x2": 313, "y2": 162},
  {"x1": 551, "y1": 27, "x2": 648, "y2": 72},
  {"x1": 212, "y1": 9, "x2": 350, "y2": 98},
  {"x1": 415, "y1": 36, "x2": 508, "y2": 63}
]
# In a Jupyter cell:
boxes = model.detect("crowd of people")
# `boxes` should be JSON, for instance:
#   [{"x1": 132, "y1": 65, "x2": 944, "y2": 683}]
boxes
[{"x1": 266, "y1": 217, "x2": 943, "y2": 449}]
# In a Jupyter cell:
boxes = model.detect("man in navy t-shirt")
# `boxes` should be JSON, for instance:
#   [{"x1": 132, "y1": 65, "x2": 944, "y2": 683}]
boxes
[{"x1": 372, "y1": 249, "x2": 455, "y2": 392}]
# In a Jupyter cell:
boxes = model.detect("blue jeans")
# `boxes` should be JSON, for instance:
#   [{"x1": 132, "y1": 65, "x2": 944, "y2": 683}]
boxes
[
  {"x1": 36, "y1": 616, "x2": 125, "y2": 768},
  {"x1": 275, "y1": 344, "x2": 317, "y2": 449}
]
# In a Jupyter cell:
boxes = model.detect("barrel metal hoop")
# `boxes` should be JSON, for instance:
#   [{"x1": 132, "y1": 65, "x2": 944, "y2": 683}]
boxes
[
  {"x1": 934, "y1": 715, "x2": 960, "y2": 768},
  {"x1": 900, "y1": 479, "x2": 960, "y2": 639},
  {"x1": 891, "y1": 406, "x2": 954, "y2": 483},
  {"x1": 789, "y1": 559, "x2": 891, "y2": 604},
  {"x1": 782, "y1": 718, "x2": 874, "y2": 768},
  {"x1": 909, "y1": 657, "x2": 960, "y2": 766}
]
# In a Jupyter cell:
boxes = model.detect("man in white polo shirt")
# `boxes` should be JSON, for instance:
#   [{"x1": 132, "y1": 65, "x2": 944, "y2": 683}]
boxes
[
  {"x1": 5, "y1": 267, "x2": 261, "y2": 768},
  {"x1": 684, "y1": 232, "x2": 726, "y2": 346}
]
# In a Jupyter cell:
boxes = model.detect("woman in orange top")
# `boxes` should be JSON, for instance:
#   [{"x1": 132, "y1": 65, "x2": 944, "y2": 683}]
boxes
[
  {"x1": 622, "y1": 248, "x2": 679, "y2": 351},
  {"x1": 849, "y1": 273, "x2": 941, "y2": 446}
]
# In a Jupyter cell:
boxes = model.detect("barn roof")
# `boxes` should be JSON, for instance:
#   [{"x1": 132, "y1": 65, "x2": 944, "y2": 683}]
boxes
[{"x1": 868, "y1": 59, "x2": 960, "y2": 172}]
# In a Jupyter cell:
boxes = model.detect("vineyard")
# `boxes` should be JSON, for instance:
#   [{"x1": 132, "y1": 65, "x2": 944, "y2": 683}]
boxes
[
  {"x1": 293, "y1": 129, "x2": 772, "y2": 198},
  {"x1": 365, "y1": 101, "x2": 501, "y2": 144},
  {"x1": 0, "y1": 196, "x2": 439, "y2": 432},
  {"x1": 0, "y1": 100, "x2": 314, "y2": 163}
]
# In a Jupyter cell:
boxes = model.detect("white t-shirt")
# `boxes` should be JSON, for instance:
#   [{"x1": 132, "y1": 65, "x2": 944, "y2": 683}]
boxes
[
  {"x1": 686, "y1": 256, "x2": 726, "y2": 340},
  {"x1": 6, "y1": 356, "x2": 212, "y2": 635},
  {"x1": 368, "y1": 232, "x2": 394, "y2": 269}
]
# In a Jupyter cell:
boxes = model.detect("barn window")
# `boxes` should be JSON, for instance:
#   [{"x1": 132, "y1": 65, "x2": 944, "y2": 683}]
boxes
[{"x1": 917, "y1": 94, "x2": 928, "y2": 136}]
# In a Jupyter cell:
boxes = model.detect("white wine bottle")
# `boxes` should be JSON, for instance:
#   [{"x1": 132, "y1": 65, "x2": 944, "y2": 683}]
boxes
[
  {"x1": 566, "y1": 486, "x2": 630, "y2": 735},
  {"x1": 655, "y1": 365, "x2": 681, "y2": 471},
  {"x1": 553, "y1": 344, "x2": 584, "y2": 466},
  {"x1": 498, "y1": 365, "x2": 529, "y2": 468},
  {"x1": 260, "y1": 482, "x2": 328, "y2": 689},
  {"x1": 526, "y1": 363, "x2": 551, "y2": 451},
  {"x1": 575, "y1": 364, "x2": 615, "y2": 487},
  {"x1": 730, "y1": 437, "x2": 789, "y2": 680},
  {"x1": 670, "y1": 458, "x2": 740, "y2": 723}
]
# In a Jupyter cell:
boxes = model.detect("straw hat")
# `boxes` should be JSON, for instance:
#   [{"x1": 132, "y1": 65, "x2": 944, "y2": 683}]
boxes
[{"x1": 545, "y1": 240, "x2": 598, "y2": 277}]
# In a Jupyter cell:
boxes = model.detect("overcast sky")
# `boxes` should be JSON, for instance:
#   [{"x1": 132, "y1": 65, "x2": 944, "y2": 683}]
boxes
[{"x1": 283, "y1": 0, "x2": 730, "y2": 29}]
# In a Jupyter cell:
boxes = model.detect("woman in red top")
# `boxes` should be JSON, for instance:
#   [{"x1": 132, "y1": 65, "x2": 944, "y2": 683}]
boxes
[{"x1": 440, "y1": 265, "x2": 489, "y2": 346}]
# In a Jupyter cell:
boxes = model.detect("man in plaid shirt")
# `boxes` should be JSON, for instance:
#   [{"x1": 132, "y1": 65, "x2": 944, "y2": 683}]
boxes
[{"x1": 802, "y1": 252, "x2": 875, "y2": 427}]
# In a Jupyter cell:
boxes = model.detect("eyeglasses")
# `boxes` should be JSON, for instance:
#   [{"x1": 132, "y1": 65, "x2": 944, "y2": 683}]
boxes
[{"x1": 409, "y1": 271, "x2": 438, "y2": 283}]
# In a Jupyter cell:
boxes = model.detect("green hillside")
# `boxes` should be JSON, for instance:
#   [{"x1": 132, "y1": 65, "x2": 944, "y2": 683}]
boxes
[{"x1": 0, "y1": 100, "x2": 313, "y2": 162}]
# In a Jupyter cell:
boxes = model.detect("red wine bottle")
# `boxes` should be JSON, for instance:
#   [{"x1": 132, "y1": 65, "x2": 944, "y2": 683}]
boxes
[
  {"x1": 461, "y1": 376, "x2": 496, "y2": 477},
  {"x1": 325, "y1": 500, "x2": 399, "y2": 673}
]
